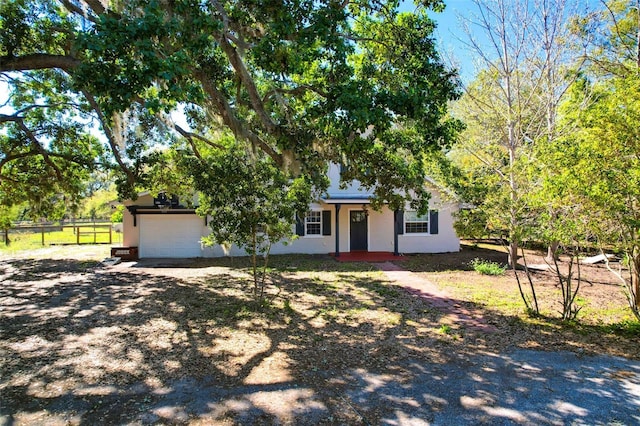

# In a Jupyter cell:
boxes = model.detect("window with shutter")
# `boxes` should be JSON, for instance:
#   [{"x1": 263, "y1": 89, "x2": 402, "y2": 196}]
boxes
[
  {"x1": 305, "y1": 211, "x2": 322, "y2": 235},
  {"x1": 405, "y1": 211, "x2": 429, "y2": 233}
]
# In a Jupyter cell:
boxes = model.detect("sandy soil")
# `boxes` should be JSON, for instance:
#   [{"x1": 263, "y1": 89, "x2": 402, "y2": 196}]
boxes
[{"x1": 1, "y1": 244, "x2": 638, "y2": 424}]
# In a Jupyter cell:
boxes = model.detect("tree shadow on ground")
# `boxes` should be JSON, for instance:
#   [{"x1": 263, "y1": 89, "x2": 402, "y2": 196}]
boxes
[{"x1": 1, "y1": 256, "x2": 638, "y2": 425}]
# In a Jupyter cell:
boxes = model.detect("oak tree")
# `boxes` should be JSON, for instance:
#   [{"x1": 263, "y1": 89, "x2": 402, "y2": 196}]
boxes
[{"x1": 1, "y1": 0, "x2": 460, "y2": 215}]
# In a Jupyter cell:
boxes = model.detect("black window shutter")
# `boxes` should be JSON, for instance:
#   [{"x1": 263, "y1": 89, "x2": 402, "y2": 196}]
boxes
[
  {"x1": 295, "y1": 213, "x2": 305, "y2": 236},
  {"x1": 396, "y1": 210, "x2": 404, "y2": 235},
  {"x1": 322, "y1": 210, "x2": 331, "y2": 235},
  {"x1": 430, "y1": 210, "x2": 439, "y2": 234}
]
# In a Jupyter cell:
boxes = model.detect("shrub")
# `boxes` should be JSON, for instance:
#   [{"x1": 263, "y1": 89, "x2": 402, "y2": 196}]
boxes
[
  {"x1": 110, "y1": 205, "x2": 124, "y2": 223},
  {"x1": 470, "y1": 258, "x2": 506, "y2": 276}
]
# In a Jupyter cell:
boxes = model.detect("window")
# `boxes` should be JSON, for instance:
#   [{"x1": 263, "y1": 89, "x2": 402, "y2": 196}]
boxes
[
  {"x1": 305, "y1": 211, "x2": 322, "y2": 235},
  {"x1": 405, "y1": 211, "x2": 430, "y2": 234}
]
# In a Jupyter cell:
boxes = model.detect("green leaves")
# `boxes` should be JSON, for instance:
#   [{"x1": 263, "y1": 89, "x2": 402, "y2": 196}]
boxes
[
  {"x1": 183, "y1": 141, "x2": 311, "y2": 255},
  {"x1": 69, "y1": 0, "x2": 457, "y2": 206},
  {"x1": 2, "y1": 0, "x2": 460, "y2": 227}
]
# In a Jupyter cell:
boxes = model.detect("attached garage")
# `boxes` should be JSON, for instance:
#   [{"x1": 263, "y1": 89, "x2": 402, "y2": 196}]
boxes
[{"x1": 138, "y1": 214, "x2": 205, "y2": 258}]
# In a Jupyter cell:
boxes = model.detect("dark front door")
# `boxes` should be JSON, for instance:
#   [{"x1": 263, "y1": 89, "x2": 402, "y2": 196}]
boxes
[{"x1": 350, "y1": 210, "x2": 368, "y2": 251}]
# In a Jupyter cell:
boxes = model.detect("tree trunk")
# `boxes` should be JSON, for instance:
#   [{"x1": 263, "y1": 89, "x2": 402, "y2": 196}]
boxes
[
  {"x1": 633, "y1": 250, "x2": 640, "y2": 318},
  {"x1": 636, "y1": 0, "x2": 640, "y2": 69},
  {"x1": 546, "y1": 241, "x2": 559, "y2": 262},
  {"x1": 251, "y1": 230, "x2": 258, "y2": 297},
  {"x1": 508, "y1": 241, "x2": 519, "y2": 269}
]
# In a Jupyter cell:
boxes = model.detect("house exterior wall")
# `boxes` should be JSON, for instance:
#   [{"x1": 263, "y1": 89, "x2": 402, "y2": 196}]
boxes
[
  {"x1": 267, "y1": 202, "x2": 335, "y2": 255},
  {"x1": 399, "y1": 192, "x2": 460, "y2": 253},
  {"x1": 119, "y1": 165, "x2": 460, "y2": 258},
  {"x1": 368, "y1": 208, "x2": 395, "y2": 251},
  {"x1": 326, "y1": 163, "x2": 371, "y2": 198},
  {"x1": 121, "y1": 193, "x2": 154, "y2": 248}
]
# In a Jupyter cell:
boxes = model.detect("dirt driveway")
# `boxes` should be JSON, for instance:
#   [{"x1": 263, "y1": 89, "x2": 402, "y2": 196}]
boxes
[{"x1": 1, "y1": 247, "x2": 639, "y2": 425}]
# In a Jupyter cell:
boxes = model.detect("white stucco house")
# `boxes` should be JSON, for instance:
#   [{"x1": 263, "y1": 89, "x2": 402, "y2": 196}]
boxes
[{"x1": 119, "y1": 164, "x2": 460, "y2": 258}]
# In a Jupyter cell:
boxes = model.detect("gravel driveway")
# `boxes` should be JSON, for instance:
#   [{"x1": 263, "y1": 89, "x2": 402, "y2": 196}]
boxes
[
  {"x1": 50, "y1": 348, "x2": 636, "y2": 425},
  {"x1": 1, "y1": 248, "x2": 639, "y2": 425}
]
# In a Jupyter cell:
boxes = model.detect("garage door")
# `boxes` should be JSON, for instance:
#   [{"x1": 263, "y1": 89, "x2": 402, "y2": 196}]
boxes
[{"x1": 139, "y1": 214, "x2": 204, "y2": 258}]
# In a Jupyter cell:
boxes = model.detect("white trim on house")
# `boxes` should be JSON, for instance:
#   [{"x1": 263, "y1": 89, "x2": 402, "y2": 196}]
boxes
[
  {"x1": 322, "y1": 198, "x2": 371, "y2": 204},
  {"x1": 119, "y1": 163, "x2": 461, "y2": 258}
]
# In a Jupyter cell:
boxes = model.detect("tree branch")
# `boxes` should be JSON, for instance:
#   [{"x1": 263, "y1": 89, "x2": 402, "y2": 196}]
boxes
[
  {"x1": 60, "y1": 0, "x2": 98, "y2": 23},
  {"x1": 599, "y1": 0, "x2": 637, "y2": 67},
  {"x1": 12, "y1": 119, "x2": 64, "y2": 181},
  {"x1": 0, "y1": 149, "x2": 41, "y2": 170},
  {"x1": 195, "y1": 69, "x2": 283, "y2": 167},
  {"x1": 81, "y1": 90, "x2": 137, "y2": 186},
  {"x1": 0, "y1": 54, "x2": 80, "y2": 72},
  {"x1": 174, "y1": 124, "x2": 225, "y2": 151},
  {"x1": 83, "y1": 0, "x2": 107, "y2": 15},
  {"x1": 210, "y1": 0, "x2": 279, "y2": 136},
  {"x1": 262, "y1": 84, "x2": 328, "y2": 104}
]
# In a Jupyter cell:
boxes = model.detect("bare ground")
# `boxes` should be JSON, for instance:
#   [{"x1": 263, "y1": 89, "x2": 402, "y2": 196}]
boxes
[{"x1": 0, "y1": 244, "x2": 638, "y2": 425}]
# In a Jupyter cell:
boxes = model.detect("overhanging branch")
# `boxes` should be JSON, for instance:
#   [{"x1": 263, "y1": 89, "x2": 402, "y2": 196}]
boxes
[
  {"x1": 0, "y1": 54, "x2": 80, "y2": 72},
  {"x1": 195, "y1": 69, "x2": 283, "y2": 167}
]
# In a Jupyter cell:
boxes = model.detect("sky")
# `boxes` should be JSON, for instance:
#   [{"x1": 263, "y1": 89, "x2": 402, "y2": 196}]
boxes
[
  {"x1": 424, "y1": 0, "x2": 603, "y2": 83},
  {"x1": 428, "y1": 0, "x2": 479, "y2": 82},
  {"x1": 403, "y1": 0, "x2": 501, "y2": 83}
]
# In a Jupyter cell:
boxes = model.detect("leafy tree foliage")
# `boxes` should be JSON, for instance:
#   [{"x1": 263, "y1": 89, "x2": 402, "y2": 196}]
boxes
[
  {"x1": 452, "y1": 0, "x2": 584, "y2": 273},
  {"x1": 547, "y1": 75, "x2": 640, "y2": 319},
  {"x1": 531, "y1": 0, "x2": 640, "y2": 320},
  {"x1": 0, "y1": 0, "x2": 107, "y2": 214},
  {"x1": 78, "y1": 187, "x2": 117, "y2": 220},
  {"x1": 0, "y1": 203, "x2": 22, "y2": 244},
  {"x1": 1, "y1": 0, "x2": 460, "y2": 215},
  {"x1": 183, "y1": 138, "x2": 311, "y2": 299},
  {"x1": 0, "y1": 70, "x2": 103, "y2": 215},
  {"x1": 573, "y1": 0, "x2": 640, "y2": 77}
]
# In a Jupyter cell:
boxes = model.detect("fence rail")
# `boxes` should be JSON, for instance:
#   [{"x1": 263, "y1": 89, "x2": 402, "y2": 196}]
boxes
[{"x1": 2, "y1": 223, "x2": 121, "y2": 246}]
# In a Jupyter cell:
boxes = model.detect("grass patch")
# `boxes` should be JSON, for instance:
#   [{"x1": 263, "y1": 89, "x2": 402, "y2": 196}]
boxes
[
  {"x1": 1, "y1": 225, "x2": 121, "y2": 253},
  {"x1": 600, "y1": 320, "x2": 640, "y2": 337},
  {"x1": 469, "y1": 258, "x2": 506, "y2": 275},
  {"x1": 436, "y1": 277, "x2": 524, "y2": 314},
  {"x1": 438, "y1": 324, "x2": 452, "y2": 335},
  {"x1": 367, "y1": 281, "x2": 400, "y2": 298}
]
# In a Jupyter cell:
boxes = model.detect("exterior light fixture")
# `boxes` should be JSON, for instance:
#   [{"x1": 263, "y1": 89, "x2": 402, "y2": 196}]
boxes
[{"x1": 155, "y1": 193, "x2": 172, "y2": 213}]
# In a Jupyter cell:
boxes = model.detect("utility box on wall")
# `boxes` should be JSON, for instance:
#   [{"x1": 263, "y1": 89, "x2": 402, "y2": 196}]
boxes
[{"x1": 110, "y1": 246, "x2": 138, "y2": 260}]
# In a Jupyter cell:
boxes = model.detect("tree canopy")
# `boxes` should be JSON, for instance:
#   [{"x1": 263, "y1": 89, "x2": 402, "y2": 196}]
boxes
[{"x1": 1, "y1": 0, "x2": 460, "y2": 212}]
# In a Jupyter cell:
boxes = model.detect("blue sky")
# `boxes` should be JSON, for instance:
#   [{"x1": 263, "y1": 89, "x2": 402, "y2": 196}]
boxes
[
  {"x1": 429, "y1": 0, "x2": 478, "y2": 82},
  {"x1": 396, "y1": 0, "x2": 480, "y2": 82}
]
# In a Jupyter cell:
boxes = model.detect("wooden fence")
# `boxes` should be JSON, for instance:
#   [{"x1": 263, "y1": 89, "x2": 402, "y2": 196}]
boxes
[{"x1": 2, "y1": 223, "x2": 120, "y2": 246}]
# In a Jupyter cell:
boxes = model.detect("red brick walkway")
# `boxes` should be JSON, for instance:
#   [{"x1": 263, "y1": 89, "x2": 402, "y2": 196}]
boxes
[
  {"x1": 377, "y1": 261, "x2": 497, "y2": 333},
  {"x1": 330, "y1": 251, "x2": 402, "y2": 262}
]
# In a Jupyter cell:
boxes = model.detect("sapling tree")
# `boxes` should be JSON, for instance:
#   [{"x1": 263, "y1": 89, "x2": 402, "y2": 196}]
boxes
[
  {"x1": 559, "y1": 75, "x2": 640, "y2": 319},
  {"x1": 0, "y1": 204, "x2": 19, "y2": 245},
  {"x1": 573, "y1": 0, "x2": 640, "y2": 319},
  {"x1": 526, "y1": 181, "x2": 591, "y2": 320},
  {"x1": 182, "y1": 141, "x2": 312, "y2": 301}
]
